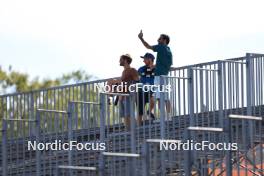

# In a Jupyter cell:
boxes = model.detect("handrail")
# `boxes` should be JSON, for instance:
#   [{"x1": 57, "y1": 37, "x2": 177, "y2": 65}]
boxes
[
  {"x1": 222, "y1": 60, "x2": 246, "y2": 64},
  {"x1": 191, "y1": 67, "x2": 219, "y2": 71},
  {"x1": 0, "y1": 77, "x2": 120, "y2": 97},
  {"x1": 162, "y1": 75, "x2": 190, "y2": 79},
  {"x1": 170, "y1": 55, "x2": 247, "y2": 71},
  {"x1": 1, "y1": 53, "x2": 259, "y2": 97}
]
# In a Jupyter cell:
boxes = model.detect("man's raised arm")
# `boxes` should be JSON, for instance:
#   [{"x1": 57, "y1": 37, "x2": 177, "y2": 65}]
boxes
[{"x1": 138, "y1": 30, "x2": 153, "y2": 50}]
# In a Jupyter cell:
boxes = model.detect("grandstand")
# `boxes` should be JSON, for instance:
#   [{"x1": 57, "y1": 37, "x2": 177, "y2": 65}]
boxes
[{"x1": 0, "y1": 53, "x2": 263, "y2": 175}]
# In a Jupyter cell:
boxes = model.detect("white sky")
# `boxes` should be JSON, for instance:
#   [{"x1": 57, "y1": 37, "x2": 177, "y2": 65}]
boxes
[{"x1": 0, "y1": 0, "x2": 264, "y2": 80}]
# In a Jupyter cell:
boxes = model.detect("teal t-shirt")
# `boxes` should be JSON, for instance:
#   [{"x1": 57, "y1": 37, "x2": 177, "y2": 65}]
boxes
[{"x1": 152, "y1": 44, "x2": 172, "y2": 76}]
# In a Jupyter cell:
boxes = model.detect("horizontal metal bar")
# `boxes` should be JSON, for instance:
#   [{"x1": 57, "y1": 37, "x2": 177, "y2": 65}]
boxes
[
  {"x1": 3, "y1": 119, "x2": 36, "y2": 122},
  {"x1": 0, "y1": 77, "x2": 120, "y2": 97},
  {"x1": 0, "y1": 54, "x2": 251, "y2": 98},
  {"x1": 37, "y1": 109, "x2": 68, "y2": 114},
  {"x1": 191, "y1": 67, "x2": 219, "y2": 72},
  {"x1": 222, "y1": 60, "x2": 246, "y2": 64},
  {"x1": 171, "y1": 55, "x2": 247, "y2": 71},
  {"x1": 146, "y1": 139, "x2": 181, "y2": 143},
  {"x1": 69, "y1": 100, "x2": 100, "y2": 105},
  {"x1": 103, "y1": 152, "x2": 140, "y2": 158},
  {"x1": 58, "y1": 165, "x2": 97, "y2": 171},
  {"x1": 172, "y1": 60, "x2": 220, "y2": 71},
  {"x1": 229, "y1": 114, "x2": 262, "y2": 121},
  {"x1": 246, "y1": 53, "x2": 264, "y2": 57},
  {"x1": 187, "y1": 126, "x2": 223, "y2": 132},
  {"x1": 162, "y1": 76, "x2": 190, "y2": 79},
  {"x1": 100, "y1": 92, "x2": 130, "y2": 96}
]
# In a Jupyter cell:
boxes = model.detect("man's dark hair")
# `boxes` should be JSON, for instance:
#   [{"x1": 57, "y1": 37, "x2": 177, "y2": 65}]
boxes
[
  {"x1": 121, "y1": 54, "x2": 132, "y2": 64},
  {"x1": 161, "y1": 34, "x2": 170, "y2": 45}
]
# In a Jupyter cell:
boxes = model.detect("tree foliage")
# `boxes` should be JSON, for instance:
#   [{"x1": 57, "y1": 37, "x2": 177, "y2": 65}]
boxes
[
  {"x1": 0, "y1": 66, "x2": 94, "y2": 94},
  {"x1": 0, "y1": 66, "x2": 98, "y2": 137}
]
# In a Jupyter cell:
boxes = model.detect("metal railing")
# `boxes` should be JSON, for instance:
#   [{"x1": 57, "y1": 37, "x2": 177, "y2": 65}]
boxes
[{"x1": 1, "y1": 53, "x2": 264, "y2": 175}]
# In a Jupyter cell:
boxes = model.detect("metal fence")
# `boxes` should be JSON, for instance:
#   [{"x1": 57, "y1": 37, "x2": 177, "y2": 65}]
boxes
[{"x1": 1, "y1": 53, "x2": 264, "y2": 176}]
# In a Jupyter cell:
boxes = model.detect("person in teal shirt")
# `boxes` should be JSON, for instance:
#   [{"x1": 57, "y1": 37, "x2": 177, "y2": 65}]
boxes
[
  {"x1": 138, "y1": 30, "x2": 172, "y2": 76},
  {"x1": 138, "y1": 30, "x2": 172, "y2": 118}
]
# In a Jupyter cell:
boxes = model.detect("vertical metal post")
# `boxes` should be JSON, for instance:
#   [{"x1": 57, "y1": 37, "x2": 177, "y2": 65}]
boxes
[
  {"x1": 159, "y1": 76, "x2": 166, "y2": 175},
  {"x1": 36, "y1": 111, "x2": 41, "y2": 176},
  {"x1": 55, "y1": 167, "x2": 59, "y2": 176},
  {"x1": 225, "y1": 117, "x2": 232, "y2": 176},
  {"x1": 246, "y1": 53, "x2": 254, "y2": 147},
  {"x1": 199, "y1": 66, "x2": 204, "y2": 113},
  {"x1": 99, "y1": 93, "x2": 105, "y2": 176},
  {"x1": 142, "y1": 141, "x2": 149, "y2": 176},
  {"x1": 83, "y1": 85, "x2": 88, "y2": 128},
  {"x1": 246, "y1": 53, "x2": 252, "y2": 115},
  {"x1": 67, "y1": 102, "x2": 73, "y2": 176},
  {"x1": 186, "y1": 68, "x2": 194, "y2": 175},
  {"x1": 218, "y1": 61, "x2": 224, "y2": 128},
  {"x1": 201, "y1": 157, "x2": 209, "y2": 176},
  {"x1": 184, "y1": 129, "x2": 191, "y2": 175},
  {"x1": 160, "y1": 76, "x2": 166, "y2": 139},
  {"x1": 129, "y1": 93, "x2": 136, "y2": 176},
  {"x1": 188, "y1": 68, "x2": 194, "y2": 126},
  {"x1": 2, "y1": 119, "x2": 7, "y2": 176},
  {"x1": 30, "y1": 92, "x2": 35, "y2": 136}
]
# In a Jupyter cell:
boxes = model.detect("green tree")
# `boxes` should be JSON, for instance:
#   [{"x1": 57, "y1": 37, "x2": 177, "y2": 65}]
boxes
[
  {"x1": 0, "y1": 66, "x2": 98, "y2": 138},
  {"x1": 0, "y1": 66, "x2": 95, "y2": 94}
]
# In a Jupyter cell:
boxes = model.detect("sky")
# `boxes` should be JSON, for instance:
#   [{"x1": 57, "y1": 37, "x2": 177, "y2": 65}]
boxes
[{"x1": 0, "y1": 0, "x2": 264, "y2": 81}]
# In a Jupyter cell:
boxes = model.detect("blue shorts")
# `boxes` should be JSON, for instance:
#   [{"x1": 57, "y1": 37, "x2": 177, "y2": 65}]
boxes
[{"x1": 119, "y1": 97, "x2": 130, "y2": 118}]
